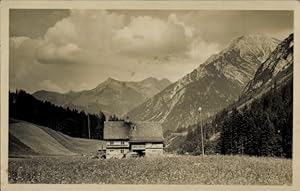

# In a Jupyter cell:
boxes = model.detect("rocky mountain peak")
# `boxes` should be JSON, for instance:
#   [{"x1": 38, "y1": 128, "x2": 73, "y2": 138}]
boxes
[
  {"x1": 222, "y1": 34, "x2": 280, "y2": 63},
  {"x1": 104, "y1": 77, "x2": 120, "y2": 84},
  {"x1": 94, "y1": 77, "x2": 123, "y2": 91},
  {"x1": 141, "y1": 77, "x2": 158, "y2": 83},
  {"x1": 185, "y1": 34, "x2": 280, "y2": 88},
  {"x1": 127, "y1": 33, "x2": 282, "y2": 132}
]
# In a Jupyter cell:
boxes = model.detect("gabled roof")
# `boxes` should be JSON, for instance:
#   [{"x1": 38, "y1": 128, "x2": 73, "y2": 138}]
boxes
[
  {"x1": 103, "y1": 121, "x2": 163, "y2": 142},
  {"x1": 130, "y1": 122, "x2": 163, "y2": 142},
  {"x1": 103, "y1": 121, "x2": 130, "y2": 140}
]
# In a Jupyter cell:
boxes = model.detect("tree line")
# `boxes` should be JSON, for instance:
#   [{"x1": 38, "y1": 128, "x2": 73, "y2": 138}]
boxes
[
  {"x1": 180, "y1": 79, "x2": 293, "y2": 158},
  {"x1": 9, "y1": 90, "x2": 106, "y2": 140}
]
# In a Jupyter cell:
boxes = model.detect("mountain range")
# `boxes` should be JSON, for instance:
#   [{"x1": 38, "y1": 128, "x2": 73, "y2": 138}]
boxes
[
  {"x1": 33, "y1": 33, "x2": 292, "y2": 134},
  {"x1": 33, "y1": 77, "x2": 171, "y2": 116},
  {"x1": 127, "y1": 34, "x2": 280, "y2": 131}
]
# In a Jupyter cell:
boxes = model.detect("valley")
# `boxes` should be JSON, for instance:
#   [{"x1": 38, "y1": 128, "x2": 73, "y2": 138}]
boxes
[{"x1": 8, "y1": 31, "x2": 294, "y2": 185}]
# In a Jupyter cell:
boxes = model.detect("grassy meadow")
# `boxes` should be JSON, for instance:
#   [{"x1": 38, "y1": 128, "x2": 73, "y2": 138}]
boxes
[{"x1": 8, "y1": 155, "x2": 292, "y2": 185}]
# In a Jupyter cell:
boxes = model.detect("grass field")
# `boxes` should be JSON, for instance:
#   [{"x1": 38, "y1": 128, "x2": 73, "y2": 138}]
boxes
[
  {"x1": 8, "y1": 155, "x2": 292, "y2": 185},
  {"x1": 9, "y1": 120, "x2": 105, "y2": 156}
]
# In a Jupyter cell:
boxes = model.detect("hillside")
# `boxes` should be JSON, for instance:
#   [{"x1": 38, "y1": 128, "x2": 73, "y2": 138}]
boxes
[
  {"x1": 33, "y1": 77, "x2": 171, "y2": 116},
  {"x1": 127, "y1": 34, "x2": 279, "y2": 132},
  {"x1": 10, "y1": 90, "x2": 104, "y2": 139},
  {"x1": 178, "y1": 33, "x2": 293, "y2": 158},
  {"x1": 9, "y1": 119, "x2": 105, "y2": 156},
  {"x1": 242, "y1": 33, "x2": 293, "y2": 99}
]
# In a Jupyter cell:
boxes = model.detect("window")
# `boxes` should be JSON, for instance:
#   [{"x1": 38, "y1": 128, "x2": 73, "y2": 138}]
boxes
[
  {"x1": 121, "y1": 141, "x2": 124, "y2": 145},
  {"x1": 110, "y1": 141, "x2": 114, "y2": 145},
  {"x1": 121, "y1": 150, "x2": 124, "y2": 154},
  {"x1": 131, "y1": 125, "x2": 136, "y2": 130}
]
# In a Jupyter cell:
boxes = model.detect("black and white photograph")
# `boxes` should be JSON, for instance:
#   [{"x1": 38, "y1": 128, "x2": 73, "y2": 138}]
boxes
[{"x1": 1, "y1": 1, "x2": 297, "y2": 188}]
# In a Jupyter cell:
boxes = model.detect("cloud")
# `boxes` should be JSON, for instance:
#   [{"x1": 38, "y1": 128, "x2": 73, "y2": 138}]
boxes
[
  {"x1": 114, "y1": 14, "x2": 193, "y2": 58},
  {"x1": 36, "y1": 42, "x2": 83, "y2": 65},
  {"x1": 12, "y1": 10, "x2": 216, "y2": 67},
  {"x1": 9, "y1": 37, "x2": 42, "y2": 80},
  {"x1": 8, "y1": 10, "x2": 221, "y2": 93},
  {"x1": 168, "y1": 13, "x2": 193, "y2": 38},
  {"x1": 35, "y1": 10, "x2": 126, "y2": 65},
  {"x1": 187, "y1": 37, "x2": 220, "y2": 63},
  {"x1": 40, "y1": 80, "x2": 64, "y2": 93},
  {"x1": 10, "y1": 10, "x2": 291, "y2": 93},
  {"x1": 10, "y1": 36, "x2": 31, "y2": 49},
  {"x1": 10, "y1": 37, "x2": 45, "y2": 92},
  {"x1": 26, "y1": 10, "x2": 203, "y2": 66}
]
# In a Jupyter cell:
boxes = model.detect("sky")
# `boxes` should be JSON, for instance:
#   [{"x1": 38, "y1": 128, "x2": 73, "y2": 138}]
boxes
[{"x1": 9, "y1": 9, "x2": 293, "y2": 93}]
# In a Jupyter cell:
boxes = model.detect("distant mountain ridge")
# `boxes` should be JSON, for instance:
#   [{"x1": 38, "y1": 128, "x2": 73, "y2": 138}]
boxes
[
  {"x1": 127, "y1": 34, "x2": 280, "y2": 132},
  {"x1": 33, "y1": 77, "x2": 171, "y2": 116}
]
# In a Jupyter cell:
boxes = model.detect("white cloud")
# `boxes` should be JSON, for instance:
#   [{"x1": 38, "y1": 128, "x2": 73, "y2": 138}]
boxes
[
  {"x1": 36, "y1": 10, "x2": 126, "y2": 65},
  {"x1": 114, "y1": 14, "x2": 192, "y2": 58},
  {"x1": 40, "y1": 80, "x2": 64, "y2": 93},
  {"x1": 9, "y1": 10, "x2": 223, "y2": 93},
  {"x1": 187, "y1": 37, "x2": 220, "y2": 63},
  {"x1": 14, "y1": 10, "x2": 216, "y2": 66},
  {"x1": 10, "y1": 36, "x2": 31, "y2": 49},
  {"x1": 9, "y1": 37, "x2": 42, "y2": 80},
  {"x1": 168, "y1": 13, "x2": 193, "y2": 38},
  {"x1": 36, "y1": 42, "x2": 82, "y2": 65}
]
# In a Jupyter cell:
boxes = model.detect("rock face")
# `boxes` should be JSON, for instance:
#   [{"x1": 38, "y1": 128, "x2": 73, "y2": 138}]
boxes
[
  {"x1": 127, "y1": 34, "x2": 279, "y2": 132},
  {"x1": 242, "y1": 33, "x2": 293, "y2": 98},
  {"x1": 33, "y1": 77, "x2": 171, "y2": 116}
]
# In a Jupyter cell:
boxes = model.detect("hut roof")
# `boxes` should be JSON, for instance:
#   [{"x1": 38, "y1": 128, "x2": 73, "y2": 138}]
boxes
[
  {"x1": 103, "y1": 121, "x2": 130, "y2": 140},
  {"x1": 103, "y1": 121, "x2": 163, "y2": 142},
  {"x1": 129, "y1": 122, "x2": 163, "y2": 142}
]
